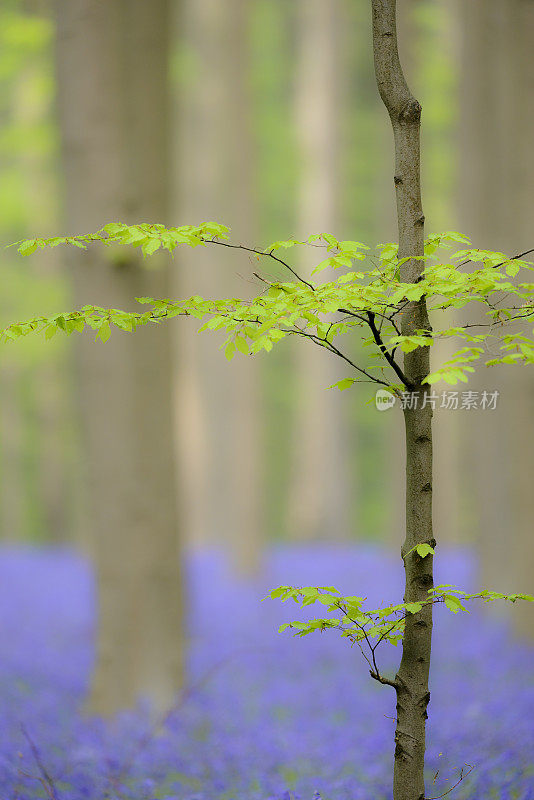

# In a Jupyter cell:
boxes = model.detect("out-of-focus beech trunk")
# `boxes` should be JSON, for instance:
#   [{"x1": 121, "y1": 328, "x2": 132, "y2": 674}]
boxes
[
  {"x1": 221, "y1": 0, "x2": 262, "y2": 574},
  {"x1": 506, "y1": 0, "x2": 534, "y2": 638},
  {"x1": 0, "y1": 365, "x2": 25, "y2": 541},
  {"x1": 289, "y1": 0, "x2": 352, "y2": 542},
  {"x1": 175, "y1": 0, "x2": 222, "y2": 553},
  {"x1": 177, "y1": 0, "x2": 262, "y2": 574},
  {"x1": 56, "y1": 0, "x2": 185, "y2": 714},
  {"x1": 459, "y1": 0, "x2": 534, "y2": 637}
]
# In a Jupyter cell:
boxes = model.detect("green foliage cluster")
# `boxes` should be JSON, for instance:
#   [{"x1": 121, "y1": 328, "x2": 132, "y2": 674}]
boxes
[
  {"x1": 268, "y1": 580, "x2": 533, "y2": 685},
  {"x1": 6, "y1": 223, "x2": 534, "y2": 393},
  {"x1": 270, "y1": 582, "x2": 534, "y2": 643}
]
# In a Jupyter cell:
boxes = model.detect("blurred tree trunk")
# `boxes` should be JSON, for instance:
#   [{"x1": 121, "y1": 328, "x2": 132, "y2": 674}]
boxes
[
  {"x1": 177, "y1": 0, "x2": 262, "y2": 573},
  {"x1": 0, "y1": 51, "x2": 71, "y2": 546},
  {"x1": 36, "y1": 361, "x2": 70, "y2": 543},
  {"x1": 288, "y1": 0, "x2": 352, "y2": 542},
  {"x1": 175, "y1": 0, "x2": 221, "y2": 553},
  {"x1": 459, "y1": 0, "x2": 507, "y2": 581},
  {"x1": 220, "y1": 0, "x2": 262, "y2": 573},
  {"x1": 0, "y1": 365, "x2": 25, "y2": 541},
  {"x1": 459, "y1": 0, "x2": 533, "y2": 636},
  {"x1": 506, "y1": 0, "x2": 534, "y2": 638},
  {"x1": 56, "y1": 0, "x2": 185, "y2": 713}
]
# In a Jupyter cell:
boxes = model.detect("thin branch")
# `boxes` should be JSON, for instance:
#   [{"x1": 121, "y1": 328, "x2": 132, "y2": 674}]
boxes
[
  {"x1": 425, "y1": 764, "x2": 475, "y2": 800},
  {"x1": 206, "y1": 238, "x2": 315, "y2": 291},
  {"x1": 20, "y1": 726, "x2": 59, "y2": 800},
  {"x1": 369, "y1": 669, "x2": 399, "y2": 690},
  {"x1": 336, "y1": 602, "x2": 399, "y2": 691},
  {"x1": 366, "y1": 311, "x2": 413, "y2": 388},
  {"x1": 457, "y1": 248, "x2": 534, "y2": 270},
  {"x1": 290, "y1": 327, "x2": 393, "y2": 387}
]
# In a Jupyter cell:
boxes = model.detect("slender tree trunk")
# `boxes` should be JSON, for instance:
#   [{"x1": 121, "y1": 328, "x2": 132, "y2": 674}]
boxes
[
  {"x1": 372, "y1": 3, "x2": 433, "y2": 799},
  {"x1": 458, "y1": 0, "x2": 511, "y2": 592},
  {"x1": 175, "y1": 0, "x2": 222, "y2": 552},
  {"x1": 56, "y1": 0, "x2": 184, "y2": 714},
  {"x1": 220, "y1": 0, "x2": 262, "y2": 573},
  {"x1": 0, "y1": 364, "x2": 25, "y2": 541},
  {"x1": 289, "y1": 0, "x2": 352, "y2": 542},
  {"x1": 509, "y1": 0, "x2": 534, "y2": 638},
  {"x1": 177, "y1": 0, "x2": 262, "y2": 573},
  {"x1": 458, "y1": 0, "x2": 534, "y2": 637}
]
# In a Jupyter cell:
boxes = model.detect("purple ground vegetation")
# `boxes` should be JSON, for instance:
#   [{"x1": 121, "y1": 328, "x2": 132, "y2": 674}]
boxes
[{"x1": 0, "y1": 545, "x2": 532, "y2": 800}]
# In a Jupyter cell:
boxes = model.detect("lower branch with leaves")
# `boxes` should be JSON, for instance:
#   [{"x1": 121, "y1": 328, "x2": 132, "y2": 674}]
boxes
[{"x1": 269, "y1": 578, "x2": 533, "y2": 691}]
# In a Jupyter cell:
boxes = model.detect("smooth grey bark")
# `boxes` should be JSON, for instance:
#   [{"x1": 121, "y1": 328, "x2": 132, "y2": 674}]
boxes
[
  {"x1": 220, "y1": 0, "x2": 262, "y2": 574},
  {"x1": 458, "y1": 0, "x2": 534, "y2": 638},
  {"x1": 0, "y1": 364, "x2": 25, "y2": 540},
  {"x1": 459, "y1": 0, "x2": 512, "y2": 598},
  {"x1": 509, "y1": 0, "x2": 534, "y2": 639},
  {"x1": 176, "y1": 0, "x2": 262, "y2": 574},
  {"x1": 56, "y1": 0, "x2": 184, "y2": 714},
  {"x1": 372, "y1": 2, "x2": 433, "y2": 799},
  {"x1": 289, "y1": 0, "x2": 352, "y2": 542}
]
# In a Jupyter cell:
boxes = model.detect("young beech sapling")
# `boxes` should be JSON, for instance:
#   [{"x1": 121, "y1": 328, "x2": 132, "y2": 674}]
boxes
[
  {"x1": 5, "y1": 220, "x2": 534, "y2": 800},
  {"x1": 5, "y1": 3, "x2": 534, "y2": 798}
]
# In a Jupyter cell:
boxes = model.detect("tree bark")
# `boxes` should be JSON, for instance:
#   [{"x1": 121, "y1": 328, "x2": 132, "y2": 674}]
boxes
[
  {"x1": 509, "y1": 0, "x2": 534, "y2": 638},
  {"x1": 56, "y1": 0, "x2": 185, "y2": 714},
  {"x1": 458, "y1": 0, "x2": 534, "y2": 638},
  {"x1": 371, "y1": 2, "x2": 433, "y2": 799},
  {"x1": 176, "y1": 0, "x2": 262, "y2": 574},
  {"x1": 220, "y1": 0, "x2": 262, "y2": 574},
  {"x1": 0, "y1": 364, "x2": 25, "y2": 541},
  {"x1": 288, "y1": 0, "x2": 352, "y2": 543},
  {"x1": 175, "y1": 0, "x2": 224, "y2": 552}
]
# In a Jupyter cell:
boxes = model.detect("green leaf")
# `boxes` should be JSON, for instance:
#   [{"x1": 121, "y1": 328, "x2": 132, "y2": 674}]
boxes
[
  {"x1": 415, "y1": 543, "x2": 435, "y2": 559},
  {"x1": 142, "y1": 238, "x2": 161, "y2": 257},
  {"x1": 225, "y1": 342, "x2": 235, "y2": 361},
  {"x1": 329, "y1": 378, "x2": 355, "y2": 391},
  {"x1": 18, "y1": 238, "x2": 38, "y2": 256},
  {"x1": 98, "y1": 321, "x2": 111, "y2": 343},
  {"x1": 270, "y1": 586, "x2": 289, "y2": 599},
  {"x1": 444, "y1": 595, "x2": 467, "y2": 614},
  {"x1": 405, "y1": 602, "x2": 423, "y2": 615},
  {"x1": 235, "y1": 335, "x2": 249, "y2": 355}
]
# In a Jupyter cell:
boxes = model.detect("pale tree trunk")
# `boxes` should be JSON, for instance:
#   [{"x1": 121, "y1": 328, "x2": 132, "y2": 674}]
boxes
[
  {"x1": 18, "y1": 58, "x2": 71, "y2": 545},
  {"x1": 36, "y1": 362, "x2": 70, "y2": 543},
  {"x1": 56, "y1": 0, "x2": 185, "y2": 714},
  {"x1": 458, "y1": 0, "x2": 509, "y2": 583},
  {"x1": 372, "y1": 2, "x2": 433, "y2": 799},
  {"x1": 458, "y1": 0, "x2": 511, "y2": 580},
  {"x1": 289, "y1": 0, "x2": 352, "y2": 542},
  {"x1": 0, "y1": 57, "x2": 70, "y2": 545},
  {"x1": 220, "y1": 0, "x2": 262, "y2": 574},
  {"x1": 0, "y1": 365, "x2": 25, "y2": 541},
  {"x1": 505, "y1": 0, "x2": 534, "y2": 638},
  {"x1": 459, "y1": 0, "x2": 534, "y2": 636},
  {"x1": 175, "y1": 0, "x2": 222, "y2": 552},
  {"x1": 176, "y1": 0, "x2": 262, "y2": 573}
]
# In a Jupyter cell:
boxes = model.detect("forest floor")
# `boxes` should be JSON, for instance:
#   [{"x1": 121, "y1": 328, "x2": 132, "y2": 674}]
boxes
[{"x1": 0, "y1": 545, "x2": 532, "y2": 800}]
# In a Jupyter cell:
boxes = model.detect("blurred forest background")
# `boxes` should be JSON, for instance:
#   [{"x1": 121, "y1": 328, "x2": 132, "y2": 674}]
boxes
[{"x1": 0, "y1": 0, "x2": 533, "y2": 713}]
